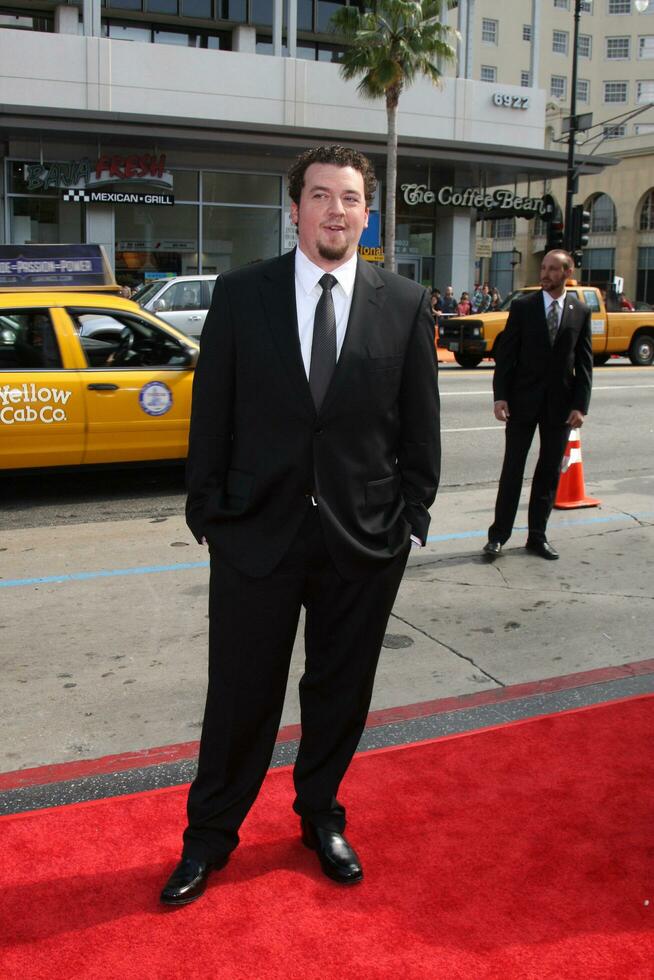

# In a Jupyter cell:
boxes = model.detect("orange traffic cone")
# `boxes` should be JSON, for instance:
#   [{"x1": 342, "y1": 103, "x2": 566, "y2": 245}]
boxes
[{"x1": 554, "y1": 428, "x2": 601, "y2": 509}]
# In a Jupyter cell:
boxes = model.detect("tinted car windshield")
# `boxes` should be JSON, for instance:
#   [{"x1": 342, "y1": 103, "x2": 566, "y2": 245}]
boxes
[{"x1": 498, "y1": 289, "x2": 534, "y2": 311}]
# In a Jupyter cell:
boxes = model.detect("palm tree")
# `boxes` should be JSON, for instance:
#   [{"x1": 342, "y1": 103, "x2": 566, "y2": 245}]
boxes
[{"x1": 332, "y1": 0, "x2": 457, "y2": 272}]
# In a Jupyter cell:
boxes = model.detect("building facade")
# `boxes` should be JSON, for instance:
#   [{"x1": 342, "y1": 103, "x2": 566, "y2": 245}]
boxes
[
  {"x1": 457, "y1": 0, "x2": 654, "y2": 302},
  {"x1": 0, "y1": 0, "x2": 610, "y2": 296}
]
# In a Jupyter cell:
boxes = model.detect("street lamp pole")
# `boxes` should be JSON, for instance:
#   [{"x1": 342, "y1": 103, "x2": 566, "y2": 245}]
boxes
[{"x1": 564, "y1": 0, "x2": 582, "y2": 251}]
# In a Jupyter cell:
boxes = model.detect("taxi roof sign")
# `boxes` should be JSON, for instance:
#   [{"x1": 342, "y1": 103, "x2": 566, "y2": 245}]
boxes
[{"x1": 0, "y1": 244, "x2": 119, "y2": 293}]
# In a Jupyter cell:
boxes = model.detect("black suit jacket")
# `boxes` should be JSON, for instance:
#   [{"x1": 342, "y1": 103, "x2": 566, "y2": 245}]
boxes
[
  {"x1": 186, "y1": 249, "x2": 441, "y2": 579},
  {"x1": 493, "y1": 290, "x2": 593, "y2": 424}
]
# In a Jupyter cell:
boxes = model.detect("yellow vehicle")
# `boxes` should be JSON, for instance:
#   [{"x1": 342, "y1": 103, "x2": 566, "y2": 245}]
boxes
[
  {"x1": 0, "y1": 289, "x2": 199, "y2": 471},
  {"x1": 438, "y1": 282, "x2": 654, "y2": 368}
]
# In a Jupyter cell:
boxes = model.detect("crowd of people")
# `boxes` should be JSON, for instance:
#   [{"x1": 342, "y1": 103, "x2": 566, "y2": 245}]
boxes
[{"x1": 431, "y1": 282, "x2": 503, "y2": 322}]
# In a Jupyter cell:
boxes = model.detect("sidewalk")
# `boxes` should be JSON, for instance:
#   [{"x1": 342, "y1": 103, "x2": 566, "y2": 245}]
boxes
[{"x1": 2, "y1": 473, "x2": 653, "y2": 811}]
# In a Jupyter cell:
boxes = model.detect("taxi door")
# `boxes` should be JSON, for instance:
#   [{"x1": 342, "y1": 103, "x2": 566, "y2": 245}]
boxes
[
  {"x1": 63, "y1": 307, "x2": 196, "y2": 465},
  {"x1": 0, "y1": 306, "x2": 85, "y2": 470}
]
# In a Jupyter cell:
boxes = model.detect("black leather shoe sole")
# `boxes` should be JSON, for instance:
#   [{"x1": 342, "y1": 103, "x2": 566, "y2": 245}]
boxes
[
  {"x1": 483, "y1": 541, "x2": 502, "y2": 557},
  {"x1": 301, "y1": 821, "x2": 363, "y2": 885}
]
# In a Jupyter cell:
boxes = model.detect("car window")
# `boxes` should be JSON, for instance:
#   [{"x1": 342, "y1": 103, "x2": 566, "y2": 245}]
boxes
[
  {"x1": 203, "y1": 279, "x2": 216, "y2": 308},
  {"x1": 583, "y1": 290, "x2": 601, "y2": 313},
  {"x1": 161, "y1": 280, "x2": 203, "y2": 311},
  {"x1": 132, "y1": 280, "x2": 164, "y2": 305},
  {"x1": 0, "y1": 309, "x2": 62, "y2": 370},
  {"x1": 68, "y1": 309, "x2": 190, "y2": 369}
]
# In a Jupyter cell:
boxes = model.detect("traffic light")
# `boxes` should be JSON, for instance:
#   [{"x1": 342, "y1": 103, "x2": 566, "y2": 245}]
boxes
[
  {"x1": 570, "y1": 204, "x2": 591, "y2": 252},
  {"x1": 546, "y1": 220, "x2": 565, "y2": 251}
]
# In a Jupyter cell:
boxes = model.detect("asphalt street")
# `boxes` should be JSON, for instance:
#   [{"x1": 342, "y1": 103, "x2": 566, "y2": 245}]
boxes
[{"x1": 1, "y1": 360, "x2": 653, "y2": 789}]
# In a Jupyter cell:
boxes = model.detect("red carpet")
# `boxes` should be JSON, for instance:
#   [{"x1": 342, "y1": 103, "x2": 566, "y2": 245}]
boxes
[{"x1": 1, "y1": 697, "x2": 653, "y2": 979}]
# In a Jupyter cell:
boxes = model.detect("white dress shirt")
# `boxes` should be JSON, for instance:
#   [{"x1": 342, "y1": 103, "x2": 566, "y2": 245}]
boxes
[
  {"x1": 294, "y1": 247, "x2": 357, "y2": 378},
  {"x1": 543, "y1": 290, "x2": 566, "y2": 328}
]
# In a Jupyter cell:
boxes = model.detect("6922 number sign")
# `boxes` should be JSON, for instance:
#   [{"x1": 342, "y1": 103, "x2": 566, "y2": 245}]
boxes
[{"x1": 492, "y1": 92, "x2": 530, "y2": 110}]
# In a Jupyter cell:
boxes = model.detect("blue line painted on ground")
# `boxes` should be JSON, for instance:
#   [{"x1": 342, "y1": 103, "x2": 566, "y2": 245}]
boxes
[
  {"x1": 2, "y1": 512, "x2": 652, "y2": 589},
  {"x1": 425, "y1": 511, "x2": 654, "y2": 543},
  {"x1": 0, "y1": 561, "x2": 210, "y2": 589}
]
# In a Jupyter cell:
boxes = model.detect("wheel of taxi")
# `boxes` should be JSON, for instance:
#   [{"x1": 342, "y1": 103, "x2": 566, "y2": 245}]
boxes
[
  {"x1": 454, "y1": 352, "x2": 483, "y2": 369},
  {"x1": 628, "y1": 332, "x2": 654, "y2": 366},
  {"x1": 593, "y1": 353, "x2": 611, "y2": 367}
]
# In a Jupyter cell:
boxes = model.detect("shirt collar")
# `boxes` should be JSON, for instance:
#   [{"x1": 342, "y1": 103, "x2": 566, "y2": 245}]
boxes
[
  {"x1": 543, "y1": 289, "x2": 566, "y2": 310},
  {"x1": 295, "y1": 247, "x2": 358, "y2": 298}
]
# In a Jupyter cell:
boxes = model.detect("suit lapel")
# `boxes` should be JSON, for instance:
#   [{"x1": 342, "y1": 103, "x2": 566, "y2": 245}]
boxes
[
  {"x1": 320, "y1": 256, "x2": 385, "y2": 415},
  {"x1": 260, "y1": 249, "x2": 315, "y2": 418}
]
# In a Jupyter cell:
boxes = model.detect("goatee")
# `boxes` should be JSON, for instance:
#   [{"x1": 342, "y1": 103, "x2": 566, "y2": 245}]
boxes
[{"x1": 317, "y1": 241, "x2": 348, "y2": 262}]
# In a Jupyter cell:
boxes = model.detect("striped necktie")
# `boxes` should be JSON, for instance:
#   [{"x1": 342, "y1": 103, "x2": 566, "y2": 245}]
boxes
[{"x1": 547, "y1": 299, "x2": 560, "y2": 346}]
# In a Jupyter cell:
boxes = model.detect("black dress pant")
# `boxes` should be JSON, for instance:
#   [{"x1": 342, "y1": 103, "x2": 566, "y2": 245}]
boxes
[
  {"x1": 182, "y1": 504, "x2": 410, "y2": 863},
  {"x1": 488, "y1": 415, "x2": 570, "y2": 545}
]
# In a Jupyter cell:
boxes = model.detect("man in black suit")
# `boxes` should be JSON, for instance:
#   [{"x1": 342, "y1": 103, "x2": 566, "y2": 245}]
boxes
[
  {"x1": 483, "y1": 249, "x2": 592, "y2": 561},
  {"x1": 160, "y1": 145, "x2": 440, "y2": 905}
]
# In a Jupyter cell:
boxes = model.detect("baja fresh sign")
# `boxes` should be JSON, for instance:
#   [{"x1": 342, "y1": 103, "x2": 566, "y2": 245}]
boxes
[
  {"x1": 0, "y1": 384, "x2": 72, "y2": 425},
  {"x1": 400, "y1": 184, "x2": 550, "y2": 217},
  {"x1": 24, "y1": 153, "x2": 172, "y2": 192}
]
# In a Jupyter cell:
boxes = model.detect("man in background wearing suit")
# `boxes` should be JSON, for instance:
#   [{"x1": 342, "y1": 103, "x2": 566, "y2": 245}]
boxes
[
  {"x1": 160, "y1": 145, "x2": 440, "y2": 905},
  {"x1": 483, "y1": 249, "x2": 592, "y2": 561}
]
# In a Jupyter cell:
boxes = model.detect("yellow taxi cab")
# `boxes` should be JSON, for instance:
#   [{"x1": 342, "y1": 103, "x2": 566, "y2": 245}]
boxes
[{"x1": 0, "y1": 289, "x2": 199, "y2": 471}]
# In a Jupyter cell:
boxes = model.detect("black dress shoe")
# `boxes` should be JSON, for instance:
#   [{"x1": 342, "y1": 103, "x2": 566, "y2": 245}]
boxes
[
  {"x1": 483, "y1": 540, "x2": 502, "y2": 557},
  {"x1": 301, "y1": 819, "x2": 363, "y2": 884},
  {"x1": 525, "y1": 538, "x2": 559, "y2": 560},
  {"x1": 160, "y1": 856, "x2": 225, "y2": 906}
]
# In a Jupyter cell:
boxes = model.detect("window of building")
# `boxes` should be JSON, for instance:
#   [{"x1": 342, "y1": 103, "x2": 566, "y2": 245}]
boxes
[
  {"x1": 553, "y1": 30, "x2": 569, "y2": 54},
  {"x1": 639, "y1": 190, "x2": 654, "y2": 230},
  {"x1": 580, "y1": 0, "x2": 593, "y2": 11},
  {"x1": 482, "y1": 18, "x2": 498, "y2": 44},
  {"x1": 590, "y1": 193, "x2": 617, "y2": 232},
  {"x1": 105, "y1": 1, "x2": 143, "y2": 10},
  {"x1": 148, "y1": 0, "x2": 179, "y2": 12},
  {"x1": 534, "y1": 215, "x2": 548, "y2": 237},
  {"x1": 603, "y1": 123, "x2": 627, "y2": 137},
  {"x1": 316, "y1": 1, "x2": 348, "y2": 33},
  {"x1": 637, "y1": 79, "x2": 654, "y2": 102},
  {"x1": 203, "y1": 172, "x2": 280, "y2": 206},
  {"x1": 580, "y1": 248, "x2": 615, "y2": 286},
  {"x1": 551, "y1": 75, "x2": 567, "y2": 99},
  {"x1": 636, "y1": 123, "x2": 654, "y2": 134},
  {"x1": 637, "y1": 247, "x2": 654, "y2": 305},
  {"x1": 608, "y1": 0, "x2": 631, "y2": 12},
  {"x1": 554, "y1": 0, "x2": 570, "y2": 9},
  {"x1": 182, "y1": 0, "x2": 213, "y2": 15},
  {"x1": 606, "y1": 36, "x2": 631, "y2": 58},
  {"x1": 521, "y1": 70, "x2": 531, "y2": 86},
  {"x1": 577, "y1": 78, "x2": 590, "y2": 101},
  {"x1": 481, "y1": 65, "x2": 497, "y2": 82},
  {"x1": 578, "y1": 34, "x2": 592, "y2": 57},
  {"x1": 639, "y1": 35, "x2": 654, "y2": 57},
  {"x1": 0, "y1": 13, "x2": 53, "y2": 31},
  {"x1": 492, "y1": 218, "x2": 515, "y2": 239},
  {"x1": 603, "y1": 80, "x2": 628, "y2": 101},
  {"x1": 522, "y1": 24, "x2": 532, "y2": 41}
]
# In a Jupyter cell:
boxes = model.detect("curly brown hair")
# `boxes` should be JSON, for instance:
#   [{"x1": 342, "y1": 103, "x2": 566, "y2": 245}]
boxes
[{"x1": 287, "y1": 145, "x2": 377, "y2": 205}]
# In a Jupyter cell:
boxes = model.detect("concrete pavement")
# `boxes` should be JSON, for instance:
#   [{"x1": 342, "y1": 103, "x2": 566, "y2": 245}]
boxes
[{"x1": 2, "y1": 471, "x2": 653, "y2": 778}]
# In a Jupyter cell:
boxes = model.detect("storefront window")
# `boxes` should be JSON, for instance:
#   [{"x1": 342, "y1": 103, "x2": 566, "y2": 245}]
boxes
[
  {"x1": 115, "y1": 202, "x2": 199, "y2": 289},
  {"x1": 202, "y1": 205, "x2": 280, "y2": 273},
  {"x1": 203, "y1": 172, "x2": 280, "y2": 206},
  {"x1": 394, "y1": 221, "x2": 434, "y2": 256},
  {"x1": 251, "y1": 0, "x2": 273, "y2": 26},
  {"x1": 10, "y1": 197, "x2": 83, "y2": 245},
  {"x1": 148, "y1": 0, "x2": 179, "y2": 12},
  {"x1": 171, "y1": 170, "x2": 199, "y2": 201}
]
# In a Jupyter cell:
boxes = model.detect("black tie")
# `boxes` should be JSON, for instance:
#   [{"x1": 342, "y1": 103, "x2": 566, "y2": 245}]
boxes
[
  {"x1": 309, "y1": 273, "x2": 337, "y2": 411},
  {"x1": 547, "y1": 300, "x2": 559, "y2": 346}
]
